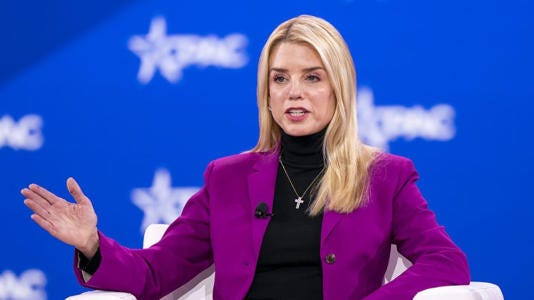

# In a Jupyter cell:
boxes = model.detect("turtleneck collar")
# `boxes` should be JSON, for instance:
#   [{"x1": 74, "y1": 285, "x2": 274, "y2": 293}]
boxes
[{"x1": 280, "y1": 127, "x2": 326, "y2": 168}]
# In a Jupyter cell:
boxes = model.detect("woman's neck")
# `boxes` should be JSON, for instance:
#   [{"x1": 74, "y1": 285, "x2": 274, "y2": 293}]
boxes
[{"x1": 280, "y1": 128, "x2": 326, "y2": 168}]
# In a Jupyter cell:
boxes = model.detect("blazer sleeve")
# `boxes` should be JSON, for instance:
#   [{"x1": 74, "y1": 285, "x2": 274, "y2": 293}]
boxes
[
  {"x1": 73, "y1": 162, "x2": 215, "y2": 300},
  {"x1": 364, "y1": 158, "x2": 470, "y2": 300}
]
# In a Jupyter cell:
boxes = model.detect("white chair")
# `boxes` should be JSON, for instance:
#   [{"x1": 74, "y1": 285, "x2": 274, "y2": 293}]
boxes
[{"x1": 66, "y1": 224, "x2": 504, "y2": 300}]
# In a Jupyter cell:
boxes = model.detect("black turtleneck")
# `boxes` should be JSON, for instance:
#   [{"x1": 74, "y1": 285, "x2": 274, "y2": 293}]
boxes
[{"x1": 246, "y1": 129, "x2": 325, "y2": 300}]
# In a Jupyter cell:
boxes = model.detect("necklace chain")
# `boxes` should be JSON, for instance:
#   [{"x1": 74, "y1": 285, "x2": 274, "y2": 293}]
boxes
[{"x1": 278, "y1": 155, "x2": 325, "y2": 209}]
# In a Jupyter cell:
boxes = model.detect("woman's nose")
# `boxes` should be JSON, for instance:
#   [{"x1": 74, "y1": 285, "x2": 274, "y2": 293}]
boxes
[{"x1": 288, "y1": 80, "x2": 303, "y2": 100}]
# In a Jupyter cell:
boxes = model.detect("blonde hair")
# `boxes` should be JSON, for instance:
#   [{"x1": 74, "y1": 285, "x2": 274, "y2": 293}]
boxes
[{"x1": 251, "y1": 15, "x2": 378, "y2": 215}]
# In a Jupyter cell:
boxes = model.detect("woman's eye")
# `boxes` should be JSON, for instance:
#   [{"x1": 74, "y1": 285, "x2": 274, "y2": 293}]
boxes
[
  {"x1": 273, "y1": 75, "x2": 286, "y2": 83},
  {"x1": 307, "y1": 74, "x2": 320, "y2": 82}
]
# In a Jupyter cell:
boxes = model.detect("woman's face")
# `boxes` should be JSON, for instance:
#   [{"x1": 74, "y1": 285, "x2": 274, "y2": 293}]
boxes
[{"x1": 268, "y1": 42, "x2": 336, "y2": 137}]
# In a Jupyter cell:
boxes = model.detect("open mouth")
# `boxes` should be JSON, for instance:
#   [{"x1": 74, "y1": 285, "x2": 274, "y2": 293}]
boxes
[{"x1": 286, "y1": 108, "x2": 309, "y2": 116}]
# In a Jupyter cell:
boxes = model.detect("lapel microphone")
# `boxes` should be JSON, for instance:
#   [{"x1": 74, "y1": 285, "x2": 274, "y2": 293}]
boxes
[{"x1": 255, "y1": 202, "x2": 274, "y2": 218}]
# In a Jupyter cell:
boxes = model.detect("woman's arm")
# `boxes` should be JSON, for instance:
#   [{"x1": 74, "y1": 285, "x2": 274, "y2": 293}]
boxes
[{"x1": 365, "y1": 159, "x2": 470, "y2": 300}]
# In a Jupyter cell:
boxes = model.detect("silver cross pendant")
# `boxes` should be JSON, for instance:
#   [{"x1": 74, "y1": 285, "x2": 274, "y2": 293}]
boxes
[{"x1": 294, "y1": 197, "x2": 304, "y2": 209}]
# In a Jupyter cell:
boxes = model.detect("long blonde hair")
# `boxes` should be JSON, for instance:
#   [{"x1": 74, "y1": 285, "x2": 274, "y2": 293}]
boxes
[{"x1": 251, "y1": 15, "x2": 378, "y2": 215}]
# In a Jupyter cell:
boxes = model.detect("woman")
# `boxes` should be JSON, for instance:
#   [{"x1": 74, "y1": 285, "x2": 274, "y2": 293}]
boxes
[{"x1": 22, "y1": 15, "x2": 469, "y2": 299}]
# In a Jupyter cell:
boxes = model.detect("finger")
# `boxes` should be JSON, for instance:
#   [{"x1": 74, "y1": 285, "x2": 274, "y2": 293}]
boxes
[
  {"x1": 66, "y1": 177, "x2": 91, "y2": 205},
  {"x1": 28, "y1": 183, "x2": 62, "y2": 205},
  {"x1": 24, "y1": 198, "x2": 53, "y2": 221},
  {"x1": 30, "y1": 213, "x2": 56, "y2": 235},
  {"x1": 21, "y1": 188, "x2": 55, "y2": 209}
]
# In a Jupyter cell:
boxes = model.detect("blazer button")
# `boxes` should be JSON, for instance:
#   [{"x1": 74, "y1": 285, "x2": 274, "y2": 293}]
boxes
[{"x1": 325, "y1": 253, "x2": 336, "y2": 264}]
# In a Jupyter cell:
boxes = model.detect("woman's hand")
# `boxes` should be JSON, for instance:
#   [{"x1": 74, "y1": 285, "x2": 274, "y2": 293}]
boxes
[{"x1": 22, "y1": 177, "x2": 99, "y2": 259}]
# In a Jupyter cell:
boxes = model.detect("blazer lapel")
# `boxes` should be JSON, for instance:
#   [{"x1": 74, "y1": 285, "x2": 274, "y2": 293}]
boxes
[
  {"x1": 245, "y1": 148, "x2": 345, "y2": 255},
  {"x1": 247, "y1": 149, "x2": 280, "y2": 260},
  {"x1": 321, "y1": 208, "x2": 344, "y2": 247}
]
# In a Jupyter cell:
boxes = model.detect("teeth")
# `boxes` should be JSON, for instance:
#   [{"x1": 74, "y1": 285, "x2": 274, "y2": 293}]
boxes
[{"x1": 288, "y1": 109, "x2": 305, "y2": 116}]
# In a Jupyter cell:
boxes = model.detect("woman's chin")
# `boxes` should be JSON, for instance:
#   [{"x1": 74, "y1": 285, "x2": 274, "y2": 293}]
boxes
[{"x1": 282, "y1": 126, "x2": 322, "y2": 137}]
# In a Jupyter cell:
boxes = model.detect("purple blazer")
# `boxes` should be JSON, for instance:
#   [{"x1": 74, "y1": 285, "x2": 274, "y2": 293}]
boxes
[{"x1": 74, "y1": 150, "x2": 470, "y2": 300}]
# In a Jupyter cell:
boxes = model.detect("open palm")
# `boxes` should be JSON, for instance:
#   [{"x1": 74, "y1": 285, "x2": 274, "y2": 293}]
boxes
[{"x1": 22, "y1": 177, "x2": 99, "y2": 258}]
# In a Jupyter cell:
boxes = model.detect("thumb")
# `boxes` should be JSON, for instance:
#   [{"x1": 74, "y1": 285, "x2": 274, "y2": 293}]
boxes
[{"x1": 67, "y1": 177, "x2": 91, "y2": 205}]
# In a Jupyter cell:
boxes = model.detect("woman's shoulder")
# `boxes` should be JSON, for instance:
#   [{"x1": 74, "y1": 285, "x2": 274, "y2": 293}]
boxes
[
  {"x1": 373, "y1": 152, "x2": 414, "y2": 169},
  {"x1": 370, "y1": 151, "x2": 418, "y2": 185},
  {"x1": 209, "y1": 150, "x2": 276, "y2": 171}
]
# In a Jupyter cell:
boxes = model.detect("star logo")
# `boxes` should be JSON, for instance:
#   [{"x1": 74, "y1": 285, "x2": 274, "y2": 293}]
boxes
[
  {"x1": 131, "y1": 168, "x2": 199, "y2": 232},
  {"x1": 128, "y1": 16, "x2": 248, "y2": 84}
]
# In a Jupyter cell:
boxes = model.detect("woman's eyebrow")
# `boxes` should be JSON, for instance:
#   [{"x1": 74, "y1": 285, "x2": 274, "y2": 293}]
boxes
[{"x1": 269, "y1": 66, "x2": 324, "y2": 73}]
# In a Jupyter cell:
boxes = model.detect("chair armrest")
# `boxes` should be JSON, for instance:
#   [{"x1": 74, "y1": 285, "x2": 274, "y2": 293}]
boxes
[
  {"x1": 65, "y1": 290, "x2": 137, "y2": 300},
  {"x1": 413, "y1": 281, "x2": 504, "y2": 300}
]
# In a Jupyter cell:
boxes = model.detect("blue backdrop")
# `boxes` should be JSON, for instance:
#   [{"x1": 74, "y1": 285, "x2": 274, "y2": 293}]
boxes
[{"x1": 1, "y1": 0, "x2": 532, "y2": 299}]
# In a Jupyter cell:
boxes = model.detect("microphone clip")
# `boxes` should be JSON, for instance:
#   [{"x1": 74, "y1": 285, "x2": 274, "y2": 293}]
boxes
[{"x1": 255, "y1": 202, "x2": 274, "y2": 218}]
